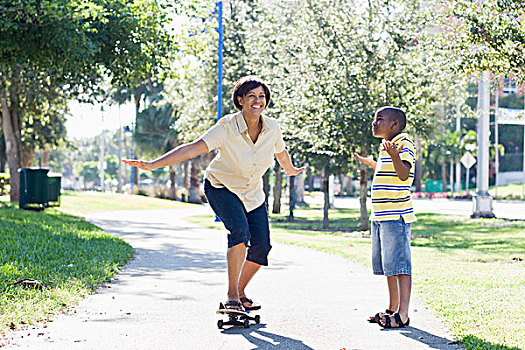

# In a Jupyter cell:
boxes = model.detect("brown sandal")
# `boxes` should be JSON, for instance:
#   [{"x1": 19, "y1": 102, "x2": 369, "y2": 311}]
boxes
[{"x1": 240, "y1": 297, "x2": 261, "y2": 310}]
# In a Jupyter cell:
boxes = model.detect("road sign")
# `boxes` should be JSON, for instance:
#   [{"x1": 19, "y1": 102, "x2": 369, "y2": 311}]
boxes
[{"x1": 461, "y1": 152, "x2": 476, "y2": 169}]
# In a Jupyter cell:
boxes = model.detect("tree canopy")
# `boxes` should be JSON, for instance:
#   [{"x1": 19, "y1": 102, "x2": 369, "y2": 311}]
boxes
[
  {"x1": 432, "y1": 0, "x2": 525, "y2": 83},
  {"x1": 0, "y1": 0, "x2": 178, "y2": 201}
]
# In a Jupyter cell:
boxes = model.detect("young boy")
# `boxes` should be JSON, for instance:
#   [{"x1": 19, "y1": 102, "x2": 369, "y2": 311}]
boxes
[{"x1": 354, "y1": 106, "x2": 416, "y2": 328}]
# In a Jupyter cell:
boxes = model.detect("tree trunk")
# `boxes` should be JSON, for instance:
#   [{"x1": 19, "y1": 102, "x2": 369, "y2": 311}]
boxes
[
  {"x1": 338, "y1": 174, "x2": 345, "y2": 196},
  {"x1": 169, "y1": 164, "x2": 176, "y2": 200},
  {"x1": 295, "y1": 171, "x2": 305, "y2": 203},
  {"x1": 132, "y1": 150, "x2": 139, "y2": 188},
  {"x1": 0, "y1": 153, "x2": 4, "y2": 173},
  {"x1": 346, "y1": 175, "x2": 353, "y2": 196},
  {"x1": 288, "y1": 175, "x2": 295, "y2": 221},
  {"x1": 0, "y1": 136, "x2": 5, "y2": 172},
  {"x1": 414, "y1": 134, "x2": 422, "y2": 192},
  {"x1": 1, "y1": 87, "x2": 21, "y2": 202},
  {"x1": 272, "y1": 164, "x2": 282, "y2": 214},
  {"x1": 262, "y1": 169, "x2": 270, "y2": 206},
  {"x1": 188, "y1": 156, "x2": 202, "y2": 203},
  {"x1": 183, "y1": 160, "x2": 190, "y2": 201},
  {"x1": 322, "y1": 167, "x2": 330, "y2": 229},
  {"x1": 441, "y1": 162, "x2": 447, "y2": 192},
  {"x1": 41, "y1": 149, "x2": 50, "y2": 168},
  {"x1": 359, "y1": 163, "x2": 369, "y2": 231},
  {"x1": 439, "y1": 102, "x2": 447, "y2": 193},
  {"x1": 20, "y1": 144, "x2": 36, "y2": 168},
  {"x1": 133, "y1": 92, "x2": 140, "y2": 189},
  {"x1": 307, "y1": 168, "x2": 314, "y2": 191}
]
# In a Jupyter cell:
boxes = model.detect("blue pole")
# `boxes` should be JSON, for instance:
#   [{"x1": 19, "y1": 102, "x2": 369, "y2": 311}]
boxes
[
  {"x1": 130, "y1": 123, "x2": 134, "y2": 193},
  {"x1": 215, "y1": 1, "x2": 223, "y2": 222},
  {"x1": 217, "y1": 0, "x2": 223, "y2": 122}
]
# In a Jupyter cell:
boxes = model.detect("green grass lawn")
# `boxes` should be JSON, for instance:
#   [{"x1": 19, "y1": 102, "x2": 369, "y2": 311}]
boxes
[
  {"x1": 58, "y1": 191, "x2": 194, "y2": 217},
  {"x1": 489, "y1": 183, "x2": 525, "y2": 199},
  {"x1": 0, "y1": 191, "x2": 195, "y2": 336},
  {"x1": 188, "y1": 206, "x2": 525, "y2": 350},
  {"x1": 0, "y1": 202, "x2": 133, "y2": 335}
]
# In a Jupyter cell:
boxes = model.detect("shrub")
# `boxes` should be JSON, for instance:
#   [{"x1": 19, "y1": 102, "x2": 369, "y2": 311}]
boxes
[{"x1": 0, "y1": 173, "x2": 10, "y2": 196}]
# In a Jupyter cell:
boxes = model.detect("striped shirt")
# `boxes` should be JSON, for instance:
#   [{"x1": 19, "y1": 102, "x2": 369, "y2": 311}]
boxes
[{"x1": 371, "y1": 133, "x2": 417, "y2": 223}]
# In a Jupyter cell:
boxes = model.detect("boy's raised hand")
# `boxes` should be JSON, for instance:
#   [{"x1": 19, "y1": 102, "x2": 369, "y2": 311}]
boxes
[
  {"x1": 354, "y1": 153, "x2": 375, "y2": 168},
  {"x1": 381, "y1": 140, "x2": 404, "y2": 158}
]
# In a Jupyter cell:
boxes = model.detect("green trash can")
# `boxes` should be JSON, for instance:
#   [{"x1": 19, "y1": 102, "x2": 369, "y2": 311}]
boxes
[
  {"x1": 425, "y1": 179, "x2": 443, "y2": 193},
  {"x1": 19, "y1": 168, "x2": 49, "y2": 210},
  {"x1": 47, "y1": 173, "x2": 62, "y2": 207}
]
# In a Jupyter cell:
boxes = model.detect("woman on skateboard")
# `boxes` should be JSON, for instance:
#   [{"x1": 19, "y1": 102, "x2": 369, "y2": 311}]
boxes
[{"x1": 124, "y1": 76, "x2": 305, "y2": 311}]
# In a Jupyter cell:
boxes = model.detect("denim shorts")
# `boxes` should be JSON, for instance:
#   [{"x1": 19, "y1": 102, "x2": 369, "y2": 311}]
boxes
[
  {"x1": 204, "y1": 179, "x2": 272, "y2": 266},
  {"x1": 371, "y1": 217, "x2": 412, "y2": 276}
]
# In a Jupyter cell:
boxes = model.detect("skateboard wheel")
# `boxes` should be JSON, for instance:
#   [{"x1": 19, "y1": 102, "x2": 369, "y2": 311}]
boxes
[
  {"x1": 243, "y1": 319, "x2": 250, "y2": 328},
  {"x1": 254, "y1": 315, "x2": 260, "y2": 324},
  {"x1": 217, "y1": 320, "x2": 224, "y2": 329}
]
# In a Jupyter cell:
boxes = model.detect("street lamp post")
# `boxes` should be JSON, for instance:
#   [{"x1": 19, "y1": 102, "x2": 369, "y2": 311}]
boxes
[
  {"x1": 472, "y1": 71, "x2": 495, "y2": 218},
  {"x1": 214, "y1": 1, "x2": 223, "y2": 222},
  {"x1": 216, "y1": 0, "x2": 223, "y2": 122}
]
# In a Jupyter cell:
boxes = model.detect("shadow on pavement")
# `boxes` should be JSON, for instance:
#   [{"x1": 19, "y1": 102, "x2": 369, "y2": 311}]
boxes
[
  {"x1": 117, "y1": 245, "x2": 227, "y2": 280},
  {"x1": 89, "y1": 218, "x2": 208, "y2": 240},
  {"x1": 381, "y1": 326, "x2": 460, "y2": 349},
  {"x1": 222, "y1": 324, "x2": 314, "y2": 349}
]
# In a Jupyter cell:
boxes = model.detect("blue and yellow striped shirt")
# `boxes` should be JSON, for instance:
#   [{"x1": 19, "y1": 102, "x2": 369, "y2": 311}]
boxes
[{"x1": 371, "y1": 133, "x2": 416, "y2": 223}]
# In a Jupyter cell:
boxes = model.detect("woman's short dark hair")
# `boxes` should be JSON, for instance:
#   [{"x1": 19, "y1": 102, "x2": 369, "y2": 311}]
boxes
[{"x1": 232, "y1": 76, "x2": 271, "y2": 111}]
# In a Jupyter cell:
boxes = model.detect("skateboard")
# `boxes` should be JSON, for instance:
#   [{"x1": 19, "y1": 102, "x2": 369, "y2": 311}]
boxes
[{"x1": 216, "y1": 303, "x2": 261, "y2": 329}]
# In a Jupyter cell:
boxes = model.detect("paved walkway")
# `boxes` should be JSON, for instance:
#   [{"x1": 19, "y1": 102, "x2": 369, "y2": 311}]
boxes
[{"x1": 3, "y1": 206, "x2": 460, "y2": 349}]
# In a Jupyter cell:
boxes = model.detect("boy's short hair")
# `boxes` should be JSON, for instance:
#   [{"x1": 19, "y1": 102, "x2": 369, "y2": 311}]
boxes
[
  {"x1": 232, "y1": 76, "x2": 271, "y2": 111},
  {"x1": 377, "y1": 106, "x2": 406, "y2": 131}
]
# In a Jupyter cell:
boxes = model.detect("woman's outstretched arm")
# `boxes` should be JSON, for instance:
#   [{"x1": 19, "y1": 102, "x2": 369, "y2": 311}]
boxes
[
  {"x1": 275, "y1": 149, "x2": 306, "y2": 176},
  {"x1": 123, "y1": 140, "x2": 209, "y2": 171}
]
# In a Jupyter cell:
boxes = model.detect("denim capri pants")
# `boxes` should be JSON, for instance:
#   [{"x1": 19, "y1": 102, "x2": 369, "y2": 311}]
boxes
[
  {"x1": 371, "y1": 216, "x2": 412, "y2": 276},
  {"x1": 204, "y1": 179, "x2": 272, "y2": 266}
]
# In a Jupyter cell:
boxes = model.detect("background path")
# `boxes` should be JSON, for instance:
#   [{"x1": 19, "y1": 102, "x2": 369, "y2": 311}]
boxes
[
  {"x1": 3, "y1": 206, "x2": 460, "y2": 349},
  {"x1": 306, "y1": 195, "x2": 524, "y2": 220}
]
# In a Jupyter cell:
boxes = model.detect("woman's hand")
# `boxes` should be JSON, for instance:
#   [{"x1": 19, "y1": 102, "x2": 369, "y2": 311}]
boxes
[
  {"x1": 122, "y1": 159, "x2": 155, "y2": 171},
  {"x1": 275, "y1": 149, "x2": 307, "y2": 176},
  {"x1": 284, "y1": 166, "x2": 307, "y2": 176}
]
